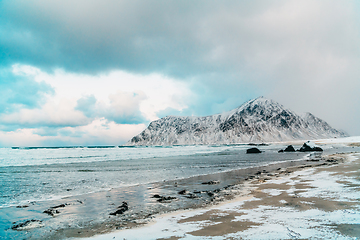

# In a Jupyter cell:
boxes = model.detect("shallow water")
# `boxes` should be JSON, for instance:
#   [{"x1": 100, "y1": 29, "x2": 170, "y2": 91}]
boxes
[
  {"x1": 0, "y1": 144, "x2": 357, "y2": 239},
  {"x1": 0, "y1": 144, "x2": 311, "y2": 208}
]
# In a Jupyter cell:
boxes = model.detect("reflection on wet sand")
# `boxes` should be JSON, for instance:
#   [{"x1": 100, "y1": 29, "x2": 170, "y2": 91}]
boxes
[
  {"x1": 92, "y1": 153, "x2": 360, "y2": 239},
  {"x1": 4, "y1": 151, "x2": 359, "y2": 239}
]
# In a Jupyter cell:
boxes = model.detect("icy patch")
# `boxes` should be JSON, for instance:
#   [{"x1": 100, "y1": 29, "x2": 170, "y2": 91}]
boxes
[
  {"x1": 297, "y1": 171, "x2": 359, "y2": 201},
  {"x1": 264, "y1": 178, "x2": 291, "y2": 185},
  {"x1": 347, "y1": 153, "x2": 359, "y2": 163},
  {"x1": 230, "y1": 206, "x2": 360, "y2": 239},
  {"x1": 84, "y1": 156, "x2": 360, "y2": 240},
  {"x1": 300, "y1": 201, "x2": 315, "y2": 205},
  {"x1": 262, "y1": 188, "x2": 283, "y2": 196},
  {"x1": 315, "y1": 136, "x2": 360, "y2": 145}
]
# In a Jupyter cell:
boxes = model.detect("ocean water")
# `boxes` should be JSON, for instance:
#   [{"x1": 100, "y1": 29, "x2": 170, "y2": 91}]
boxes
[
  {"x1": 1, "y1": 143, "x2": 356, "y2": 239},
  {"x1": 0, "y1": 144, "x2": 311, "y2": 208}
]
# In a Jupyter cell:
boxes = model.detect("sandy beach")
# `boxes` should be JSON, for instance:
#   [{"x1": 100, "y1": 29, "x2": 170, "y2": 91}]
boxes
[
  {"x1": 3, "y1": 141, "x2": 359, "y2": 240},
  {"x1": 86, "y1": 152, "x2": 360, "y2": 239}
]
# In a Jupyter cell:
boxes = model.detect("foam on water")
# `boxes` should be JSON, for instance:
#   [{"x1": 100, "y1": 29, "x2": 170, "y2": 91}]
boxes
[
  {"x1": 94, "y1": 153, "x2": 360, "y2": 240},
  {"x1": 1, "y1": 144, "x2": 356, "y2": 209},
  {"x1": 0, "y1": 144, "x2": 304, "y2": 208}
]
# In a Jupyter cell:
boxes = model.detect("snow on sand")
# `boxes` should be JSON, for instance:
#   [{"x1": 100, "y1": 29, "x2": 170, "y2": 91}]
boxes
[{"x1": 84, "y1": 152, "x2": 360, "y2": 240}]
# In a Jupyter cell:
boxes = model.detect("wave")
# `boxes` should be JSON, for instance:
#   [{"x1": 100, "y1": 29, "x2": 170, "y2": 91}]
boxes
[{"x1": 11, "y1": 146, "x2": 116, "y2": 150}]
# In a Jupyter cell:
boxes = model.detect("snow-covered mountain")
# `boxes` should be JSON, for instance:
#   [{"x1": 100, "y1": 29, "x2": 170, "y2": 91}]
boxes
[{"x1": 125, "y1": 97, "x2": 347, "y2": 146}]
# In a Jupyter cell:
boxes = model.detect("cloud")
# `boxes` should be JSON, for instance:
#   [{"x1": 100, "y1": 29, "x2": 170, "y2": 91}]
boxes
[
  {"x1": 0, "y1": 65, "x2": 191, "y2": 145},
  {"x1": 0, "y1": 67, "x2": 53, "y2": 113},
  {"x1": 75, "y1": 91, "x2": 147, "y2": 124},
  {"x1": 0, "y1": 119, "x2": 146, "y2": 147},
  {"x1": 106, "y1": 91, "x2": 147, "y2": 124},
  {"x1": 0, "y1": 65, "x2": 190, "y2": 129},
  {"x1": 75, "y1": 95, "x2": 97, "y2": 118},
  {"x1": 1, "y1": 0, "x2": 360, "y2": 136},
  {"x1": 0, "y1": 98, "x2": 90, "y2": 130}
]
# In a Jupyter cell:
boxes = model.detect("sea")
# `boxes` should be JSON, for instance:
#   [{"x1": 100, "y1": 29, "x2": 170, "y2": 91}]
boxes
[{"x1": 0, "y1": 143, "x2": 356, "y2": 239}]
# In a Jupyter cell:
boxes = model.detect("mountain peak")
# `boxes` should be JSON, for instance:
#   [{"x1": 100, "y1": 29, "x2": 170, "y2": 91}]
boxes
[
  {"x1": 249, "y1": 96, "x2": 281, "y2": 105},
  {"x1": 231, "y1": 97, "x2": 289, "y2": 119},
  {"x1": 238, "y1": 97, "x2": 282, "y2": 108},
  {"x1": 126, "y1": 97, "x2": 348, "y2": 146}
]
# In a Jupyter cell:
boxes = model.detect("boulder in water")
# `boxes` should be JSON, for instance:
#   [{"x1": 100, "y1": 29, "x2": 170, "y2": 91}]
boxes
[
  {"x1": 284, "y1": 145, "x2": 296, "y2": 152},
  {"x1": 246, "y1": 148, "x2": 262, "y2": 154},
  {"x1": 299, "y1": 141, "x2": 323, "y2": 152}
]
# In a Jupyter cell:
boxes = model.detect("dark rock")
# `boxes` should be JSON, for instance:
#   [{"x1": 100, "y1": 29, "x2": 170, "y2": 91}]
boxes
[
  {"x1": 207, "y1": 191, "x2": 214, "y2": 197},
  {"x1": 307, "y1": 159, "x2": 320, "y2": 162},
  {"x1": 246, "y1": 148, "x2": 262, "y2": 154},
  {"x1": 43, "y1": 203, "x2": 67, "y2": 216},
  {"x1": 224, "y1": 184, "x2": 234, "y2": 189},
  {"x1": 299, "y1": 142, "x2": 323, "y2": 152},
  {"x1": 299, "y1": 143, "x2": 312, "y2": 152},
  {"x1": 110, "y1": 202, "x2": 128, "y2": 215},
  {"x1": 326, "y1": 159, "x2": 337, "y2": 163},
  {"x1": 284, "y1": 145, "x2": 296, "y2": 152},
  {"x1": 11, "y1": 220, "x2": 42, "y2": 230},
  {"x1": 312, "y1": 147, "x2": 323, "y2": 151},
  {"x1": 152, "y1": 194, "x2": 177, "y2": 202},
  {"x1": 51, "y1": 204, "x2": 67, "y2": 209},
  {"x1": 157, "y1": 196, "x2": 177, "y2": 203},
  {"x1": 43, "y1": 209, "x2": 60, "y2": 216},
  {"x1": 279, "y1": 145, "x2": 296, "y2": 153},
  {"x1": 178, "y1": 190, "x2": 187, "y2": 195},
  {"x1": 202, "y1": 180, "x2": 220, "y2": 185},
  {"x1": 16, "y1": 205, "x2": 29, "y2": 208}
]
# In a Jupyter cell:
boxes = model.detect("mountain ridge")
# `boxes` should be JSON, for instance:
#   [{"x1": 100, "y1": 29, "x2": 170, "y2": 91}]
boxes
[{"x1": 125, "y1": 97, "x2": 347, "y2": 146}]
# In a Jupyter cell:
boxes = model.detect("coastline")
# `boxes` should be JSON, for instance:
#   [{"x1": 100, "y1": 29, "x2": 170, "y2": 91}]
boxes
[
  {"x1": 82, "y1": 151, "x2": 360, "y2": 239},
  {"x1": 3, "y1": 143, "x2": 359, "y2": 240}
]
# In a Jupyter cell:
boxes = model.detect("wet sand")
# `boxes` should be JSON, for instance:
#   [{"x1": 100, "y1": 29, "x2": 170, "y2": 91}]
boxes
[
  {"x1": 4, "y1": 153, "x2": 314, "y2": 239},
  {"x1": 88, "y1": 152, "x2": 360, "y2": 239},
  {"x1": 3, "y1": 146, "x2": 359, "y2": 240}
]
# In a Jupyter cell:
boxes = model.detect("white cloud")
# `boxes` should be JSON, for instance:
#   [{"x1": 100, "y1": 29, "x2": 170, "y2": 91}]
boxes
[
  {"x1": 0, "y1": 129, "x2": 44, "y2": 147},
  {"x1": 12, "y1": 64, "x2": 191, "y2": 121},
  {"x1": 0, "y1": 98, "x2": 89, "y2": 127},
  {"x1": 0, "y1": 64, "x2": 192, "y2": 146},
  {"x1": 0, "y1": 119, "x2": 146, "y2": 147},
  {"x1": 72, "y1": 118, "x2": 146, "y2": 145}
]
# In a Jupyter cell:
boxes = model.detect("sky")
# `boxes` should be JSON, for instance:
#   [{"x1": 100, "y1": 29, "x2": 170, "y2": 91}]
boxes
[{"x1": 0, "y1": 0, "x2": 359, "y2": 147}]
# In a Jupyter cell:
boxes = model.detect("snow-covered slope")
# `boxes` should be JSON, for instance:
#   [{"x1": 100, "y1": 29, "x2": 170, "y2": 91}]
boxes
[{"x1": 125, "y1": 97, "x2": 348, "y2": 146}]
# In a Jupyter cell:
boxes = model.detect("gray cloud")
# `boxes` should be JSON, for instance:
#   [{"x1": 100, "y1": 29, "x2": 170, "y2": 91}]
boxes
[
  {"x1": 1, "y1": 0, "x2": 360, "y2": 135},
  {"x1": 0, "y1": 67, "x2": 54, "y2": 113}
]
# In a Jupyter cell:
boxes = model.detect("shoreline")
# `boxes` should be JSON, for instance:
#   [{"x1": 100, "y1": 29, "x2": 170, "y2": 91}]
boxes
[
  {"x1": 85, "y1": 152, "x2": 360, "y2": 239},
  {"x1": 3, "y1": 146, "x2": 359, "y2": 240}
]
